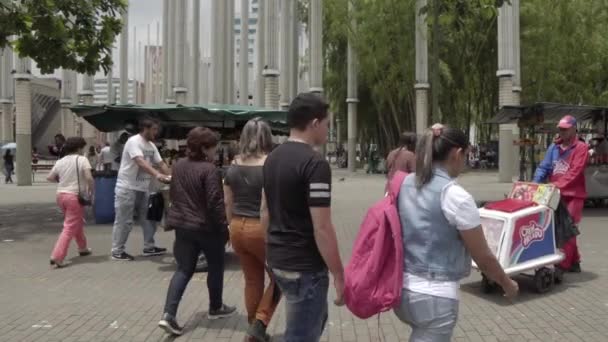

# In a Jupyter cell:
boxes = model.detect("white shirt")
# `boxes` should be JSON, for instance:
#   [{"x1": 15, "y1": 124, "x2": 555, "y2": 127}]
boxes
[
  {"x1": 404, "y1": 180, "x2": 480, "y2": 300},
  {"x1": 49, "y1": 155, "x2": 92, "y2": 195},
  {"x1": 116, "y1": 134, "x2": 162, "y2": 192},
  {"x1": 100, "y1": 146, "x2": 114, "y2": 165}
]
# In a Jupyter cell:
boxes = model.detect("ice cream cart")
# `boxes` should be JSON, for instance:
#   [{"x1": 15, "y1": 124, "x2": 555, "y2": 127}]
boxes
[{"x1": 474, "y1": 182, "x2": 565, "y2": 293}]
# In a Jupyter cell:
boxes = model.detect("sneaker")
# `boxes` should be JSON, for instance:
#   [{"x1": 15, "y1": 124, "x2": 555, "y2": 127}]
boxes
[
  {"x1": 569, "y1": 262, "x2": 582, "y2": 273},
  {"x1": 208, "y1": 304, "x2": 236, "y2": 320},
  {"x1": 111, "y1": 252, "x2": 135, "y2": 261},
  {"x1": 143, "y1": 247, "x2": 167, "y2": 257},
  {"x1": 158, "y1": 314, "x2": 183, "y2": 336},
  {"x1": 78, "y1": 248, "x2": 92, "y2": 257},
  {"x1": 49, "y1": 259, "x2": 65, "y2": 269},
  {"x1": 246, "y1": 320, "x2": 270, "y2": 342}
]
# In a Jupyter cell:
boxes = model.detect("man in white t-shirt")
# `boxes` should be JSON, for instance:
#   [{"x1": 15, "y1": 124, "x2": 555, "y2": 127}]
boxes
[
  {"x1": 99, "y1": 143, "x2": 113, "y2": 171},
  {"x1": 111, "y1": 118, "x2": 171, "y2": 261}
]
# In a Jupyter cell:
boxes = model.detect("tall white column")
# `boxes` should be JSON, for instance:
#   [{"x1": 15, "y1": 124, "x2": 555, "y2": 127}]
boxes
[
  {"x1": 165, "y1": 0, "x2": 175, "y2": 103},
  {"x1": 309, "y1": 0, "x2": 323, "y2": 95},
  {"x1": 239, "y1": 0, "x2": 249, "y2": 106},
  {"x1": 289, "y1": 1, "x2": 299, "y2": 101},
  {"x1": 0, "y1": 46, "x2": 14, "y2": 142},
  {"x1": 512, "y1": 0, "x2": 521, "y2": 103},
  {"x1": 415, "y1": 0, "x2": 430, "y2": 135},
  {"x1": 224, "y1": 0, "x2": 235, "y2": 104},
  {"x1": 347, "y1": 1, "x2": 358, "y2": 172},
  {"x1": 497, "y1": 0, "x2": 517, "y2": 182},
  {"x1": 192, "y1": 0, "x2": 201, "y2": 104},
  {"x1": 60, "y1": 70, "x2": 74, "y2": 137},
  {"x1": 14, "y1": 57, "x2": 32, "y2": 186},
  {"x1": 120, "y1": 5, "x2": 129, "y2": 104},
  {"x1": 211, "y1": 0, "x2": 224, "y2": 103},
  {"x1": 279, "y1": 0, "x2": 290, "y2": 110},
  {"x1": 174, "y1": 0, "x2": 188, "y2": 104},
  {"x1": 254, "y1": 0, "x2": 266, "y2": 107},
  {"x1": 80, "y1": 75, "x2": 96, "y2": 147},
  {"x1": 263, "y1": 0, "x2": 279, "y2": 109}
]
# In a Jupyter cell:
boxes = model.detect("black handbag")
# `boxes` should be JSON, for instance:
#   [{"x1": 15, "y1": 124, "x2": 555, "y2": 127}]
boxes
[
  {"x1": 146, "y1": 192, "x2": 165, "y2": 222},
  {"x1": 76, "y1": 157, "x2": 92, "y2": 206}
]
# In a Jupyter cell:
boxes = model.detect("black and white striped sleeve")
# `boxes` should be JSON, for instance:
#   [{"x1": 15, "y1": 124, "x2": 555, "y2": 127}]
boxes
[{"x1": 306, "y1": 159, "x2": 332, "y2": 207}]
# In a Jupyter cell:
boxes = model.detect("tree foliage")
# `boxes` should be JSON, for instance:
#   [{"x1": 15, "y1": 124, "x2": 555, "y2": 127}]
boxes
[
  {"x1": 321, "y1": 0, "x2": 608, "y2": 152},
  {"x1": 0, "y1": 0, "x2": 126, "y2": 75}
]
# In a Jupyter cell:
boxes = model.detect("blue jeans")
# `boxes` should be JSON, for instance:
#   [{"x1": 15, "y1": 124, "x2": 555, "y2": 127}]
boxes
[
  {"x1": 111, "y1": 187, "x2": 157, "y2": 254},
  {"x1": 272, "y1": 269, "x2": 329, "y2": 342},
  {"x1": 393, "y1": 290, "x2": 459, "y2": 342}
]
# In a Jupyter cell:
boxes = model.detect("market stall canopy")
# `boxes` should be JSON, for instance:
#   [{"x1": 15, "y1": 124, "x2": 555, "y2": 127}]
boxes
[
  {"x1": 487, "y1": 102, "x2": 608, "y2": 125},
  {"x1": 70, "y1": 104, "x2": 289, "y2": 138}
]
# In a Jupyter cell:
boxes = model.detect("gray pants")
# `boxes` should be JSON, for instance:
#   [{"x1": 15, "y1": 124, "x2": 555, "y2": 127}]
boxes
[
  {"x1": 111, "y1": 187, "x2": 157, "y2": 254},
  {"x1": 394, "y1": 289, "x2": 459, "y2": 342}
]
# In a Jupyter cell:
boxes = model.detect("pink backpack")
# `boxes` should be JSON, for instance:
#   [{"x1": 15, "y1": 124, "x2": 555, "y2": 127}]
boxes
[{"x1": 344, "y1": 171, "x2": 406, "y2": 319}]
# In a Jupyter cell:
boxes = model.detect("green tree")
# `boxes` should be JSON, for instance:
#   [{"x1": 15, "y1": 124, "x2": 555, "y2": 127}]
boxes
[{"x1": 0, "y1": 0, "x2": 126, "y2": 74}]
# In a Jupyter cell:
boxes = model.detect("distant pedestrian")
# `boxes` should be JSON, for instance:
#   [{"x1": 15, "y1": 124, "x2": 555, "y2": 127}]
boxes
[
  {"x1": 46, "y1": 137, "x2": 94, "y2": 268},
  {"x1": 111, "y1": 118, "x2": 171, "y2": 261},
  {"x1": 263, "y1": 93, "x2": 345, "y2": 342},
  {"x1": 32, "y1": 147, "x2": 40, "y2": 165},
  {"x1": 158, "y1": 127, "x2": 236, "y2": 336},
  {"x1": 225, "y1": 118, "x2": 280, "y2": 342},
  {"x1": 49, "y1": 134, "x2": 67, "y2": 159},
  {"x1": 86, "y1": 145, "x2": 98, "y2": 171},
  {"x1": 386, "y1": 131, "x2": 417, "y2": 181},
  {"x1": 99, "y1": 142, "x2": 113, "y2": 171},
  {"x1": 3, "y1": 150, "x2": 14, "y2": 184}
]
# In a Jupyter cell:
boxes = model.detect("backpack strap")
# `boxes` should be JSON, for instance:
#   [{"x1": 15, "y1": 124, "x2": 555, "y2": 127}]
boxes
[{"x1": 388, "y1": 171, "x2": 407, "y2": 199}]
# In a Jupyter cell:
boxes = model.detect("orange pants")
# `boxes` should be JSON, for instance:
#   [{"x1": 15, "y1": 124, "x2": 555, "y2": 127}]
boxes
[{"x1": 230, "y1": 216, "x2": 280, "y2": 326}]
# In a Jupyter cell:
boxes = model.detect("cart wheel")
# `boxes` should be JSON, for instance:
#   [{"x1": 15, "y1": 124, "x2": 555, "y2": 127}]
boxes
[
  {"x1": 534, "y1": 267, "x2": 554, "y2": 293},
  {"x1": 554, "y1": 267, "x2": 564, "y2": 285},
  {"x1": 481, "y1": 274, "x2": 496, "y2": 294}
]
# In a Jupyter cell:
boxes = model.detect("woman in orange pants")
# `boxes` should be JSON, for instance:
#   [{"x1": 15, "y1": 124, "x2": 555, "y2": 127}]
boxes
[{"x1": 224, "y1": 118, "x2": 280, "y2": 342}]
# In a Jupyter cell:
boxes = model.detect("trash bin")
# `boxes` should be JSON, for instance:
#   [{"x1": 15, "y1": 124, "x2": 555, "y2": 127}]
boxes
[{"x1": 94, "y1": 171, "x2": 118, "y2": 224}]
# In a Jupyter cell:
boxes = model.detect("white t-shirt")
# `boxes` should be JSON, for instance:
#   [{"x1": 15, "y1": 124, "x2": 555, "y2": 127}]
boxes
[
  {"x1": 116, "y1": 134, "x2": 162, "y2": 192},
  {"x1": 49, "y1": 155, "x2": 92, "y2": 195},
  {"x1": 100, "y1": 146, "x2": 114, "y2": 165},
  {"x1": 404, "y1": 180, "x2": 480, "y2": 300}
]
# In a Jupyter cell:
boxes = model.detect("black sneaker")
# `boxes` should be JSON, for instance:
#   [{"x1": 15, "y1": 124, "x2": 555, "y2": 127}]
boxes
[
  {"x1": 208, "y1": 304, "x2": 236, "y2": 320},
  {"x1": 246, "y1": 320, "x2": 270, "y2": 342},
  {"x1": 569, "y1": 262, "x2": 582, "y2": 273},
  {"x1": 111, "y1": 252, "x2": 135, "y2": 261},
  {"x1": 143, "y1": 247, "x2": 167, "y2": 257},
  {"x1": 158, "y1": 313, "x2": 183, "y2": 336},
  {"x1": 78, "y1": 248, "x2": 92, "y2": 257}
]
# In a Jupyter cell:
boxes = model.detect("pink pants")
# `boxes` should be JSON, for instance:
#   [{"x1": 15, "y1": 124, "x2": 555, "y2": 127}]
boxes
[
  {"x1": 559, "y1": 196, "x2": 584, "y2": 270},
  {"x1": 51, "y1": 193, "x2": 87, "y2": 262}
]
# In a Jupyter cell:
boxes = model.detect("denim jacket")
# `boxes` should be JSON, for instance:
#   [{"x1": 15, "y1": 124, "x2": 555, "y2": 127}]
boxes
[{"x1": 398, "y1": 169, "x2": 471, "y2": 281}]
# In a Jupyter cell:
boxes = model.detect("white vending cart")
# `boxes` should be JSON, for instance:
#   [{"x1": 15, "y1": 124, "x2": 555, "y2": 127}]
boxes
[{"x1": 475, "y1": 182, "x2": 565, "y2": 293}]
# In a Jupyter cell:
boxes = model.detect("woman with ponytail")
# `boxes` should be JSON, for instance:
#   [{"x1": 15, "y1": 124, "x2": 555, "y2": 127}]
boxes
[
  {"x1": 224, "y1": 118, "x2": 280, "y2": 342},
  {"x1": 395, "y1": 124, "x2": 518, "y2": 341}
]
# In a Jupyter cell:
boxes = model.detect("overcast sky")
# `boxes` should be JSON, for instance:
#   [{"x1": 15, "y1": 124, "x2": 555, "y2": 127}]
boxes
[{"x1": 34, "y1": 0, "x2": 217, "y2": 81}]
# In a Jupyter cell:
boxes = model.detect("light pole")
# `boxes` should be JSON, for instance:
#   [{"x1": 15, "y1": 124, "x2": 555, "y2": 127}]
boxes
[
  {"x1": 497, "y1": 0, "x2": 519, "y2": 182},
  {"x1": 174, "y1": 0, "x2": 188, "y2": 104},
  {"x1": 415, "y1": 0, "x2": 429, "y2": 135},
  {"x1": 279, "y1": 0, "x2": 290, "y2": 110},
  {"x1": 192, "y1": 0, "x2": 200, "y2": 104},
  {"x1": 263, "y1": 0, "x2": 279, "y2": 109},
  {"x1": 120, "y1": 5, "x2": 129, "y2": 104},
  {"x1": 347, "y1": 0, "x2": 358, "y2": 172},
  {"x1": 239, "y1": 0, "x2": 249, "y2": 106},
  {"x1": 254, "y1": 0, "x2": 266, "y2": 107}
]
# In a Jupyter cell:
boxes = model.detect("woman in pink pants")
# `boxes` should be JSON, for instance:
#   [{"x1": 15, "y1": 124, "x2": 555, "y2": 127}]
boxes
[{"x1": 47, "y1": 137, "x2": 95, "y2": 268}]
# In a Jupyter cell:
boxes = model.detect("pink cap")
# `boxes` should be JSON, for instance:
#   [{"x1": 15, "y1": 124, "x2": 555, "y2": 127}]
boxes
[{"x1": 557, "y1": 115, "x2": 577, "y2": 129}]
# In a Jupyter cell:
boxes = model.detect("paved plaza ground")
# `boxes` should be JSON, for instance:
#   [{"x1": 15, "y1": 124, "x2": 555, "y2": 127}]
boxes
[{"x1": 1, "y1": 170, "x2": 607, "y2": 341}]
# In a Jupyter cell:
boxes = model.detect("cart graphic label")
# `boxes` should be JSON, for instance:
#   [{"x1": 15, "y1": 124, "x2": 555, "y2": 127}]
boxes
[
  {"x1": 510, "y1": 209, "x2": 555, "y2": 265},
  {"x1": 520, "y1": 221, "x2": 544, "y2": 248}
]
